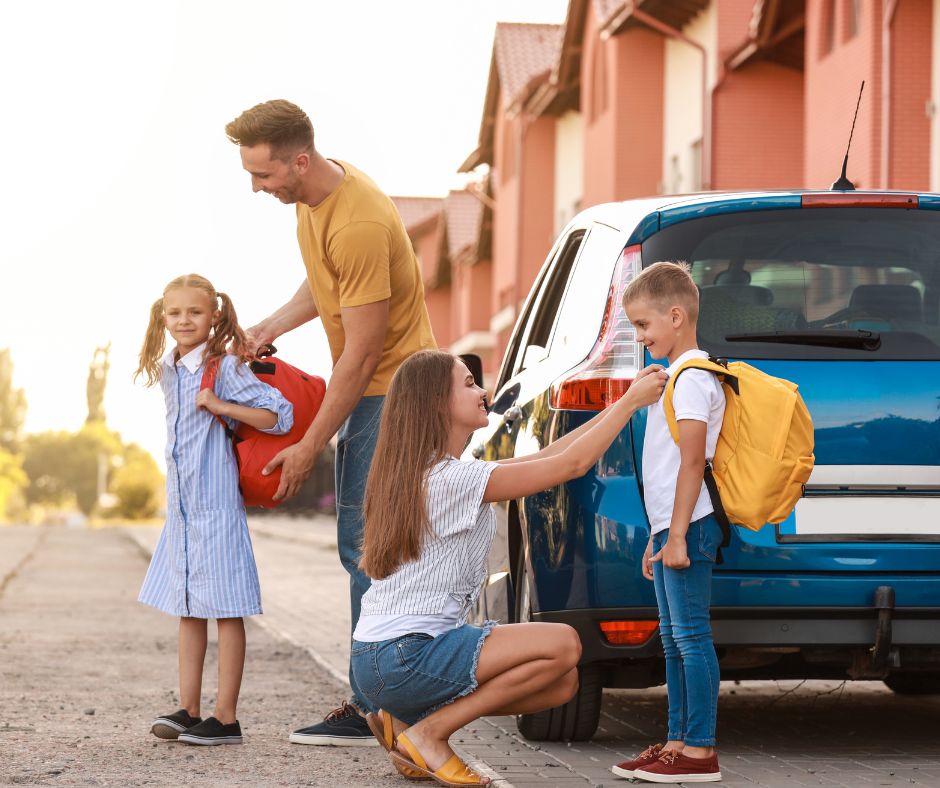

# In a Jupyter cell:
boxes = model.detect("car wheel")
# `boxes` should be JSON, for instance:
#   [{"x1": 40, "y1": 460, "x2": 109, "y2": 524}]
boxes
[
  {"x1": 883, "y1": 673, "x2": 940, "y2": 695},
  {"x1": 513, "y1": 549, "x2": 603, "y2": 742}
]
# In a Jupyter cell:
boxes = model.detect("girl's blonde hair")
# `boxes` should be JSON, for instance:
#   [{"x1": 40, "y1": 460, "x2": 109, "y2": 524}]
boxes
[
  {"x1": 359, "y1": 350, "x2": 457, "y2": 580},
  {"x1": 134, "y1": 274, "x2": 250, "y2": 386}
]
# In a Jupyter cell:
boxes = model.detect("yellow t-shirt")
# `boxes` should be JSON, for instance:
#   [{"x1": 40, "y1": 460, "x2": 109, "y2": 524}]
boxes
[{"x1": 295, "y1": 161, "x2": 437, "y2": 396}]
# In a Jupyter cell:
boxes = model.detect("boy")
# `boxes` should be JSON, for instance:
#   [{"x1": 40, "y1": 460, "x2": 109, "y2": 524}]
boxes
[{"x1": 612, "y1": 261, "x2": 725, "y2": 783}]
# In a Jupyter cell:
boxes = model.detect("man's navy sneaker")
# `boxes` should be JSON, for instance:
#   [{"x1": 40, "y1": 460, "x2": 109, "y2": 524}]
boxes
[
  {"x1": 150, "y1": 709, "x2": 202, "y2": 740},
  {"x1": 288, "y1": 701, "x2": 378, "y2": 746},
  {"x1": 177, "y1": 717, "x2": 243, "y2": 746}
]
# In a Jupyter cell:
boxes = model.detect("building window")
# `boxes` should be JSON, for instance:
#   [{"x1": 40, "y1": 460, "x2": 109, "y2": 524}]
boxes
[
  {"x1": 821, "y1": 0, "x2": 836, "y2": 57},
  {"x1": 844, "y1": 0, "x2": 860, "y2": 40}
]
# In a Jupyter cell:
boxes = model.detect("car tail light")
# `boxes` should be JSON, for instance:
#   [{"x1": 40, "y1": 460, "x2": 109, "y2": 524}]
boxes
[
  {"x1": 549, "y1": 245, "x2": 643, "y2": 411},
  {"x1": 599, "y1": 620, "x2": 658, "y2": 646}
]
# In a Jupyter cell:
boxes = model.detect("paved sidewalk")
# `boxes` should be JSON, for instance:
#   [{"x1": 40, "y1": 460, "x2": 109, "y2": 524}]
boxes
[
  {"x1": 0, "y1": 525, "x2": 409, "y2": 786},
  {"x1": 127, "y1": 517, "x2": 940, "y2": 787}
]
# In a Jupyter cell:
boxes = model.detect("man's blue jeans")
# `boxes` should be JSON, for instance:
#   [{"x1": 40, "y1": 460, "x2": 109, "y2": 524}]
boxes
[
  {"x1": 651, "y1": 514, "x2": 722, "y2": 747},
  {"x1": 335, "y1": 395, "x2": 384, "y2": 712}
]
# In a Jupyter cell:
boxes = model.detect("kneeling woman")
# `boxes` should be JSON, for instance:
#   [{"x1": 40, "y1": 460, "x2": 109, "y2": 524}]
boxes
[{"x1": 353, "y1": 350, "x2": 665, "y2": 786}]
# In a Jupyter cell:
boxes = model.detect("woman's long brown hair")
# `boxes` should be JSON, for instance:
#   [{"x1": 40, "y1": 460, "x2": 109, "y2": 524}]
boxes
[
  {"x1": 359, "y1": 350, "x2": 457, "y2": 579},
  {"x1": 134, "y1": 274, "x2": 251, "y2": 386}
]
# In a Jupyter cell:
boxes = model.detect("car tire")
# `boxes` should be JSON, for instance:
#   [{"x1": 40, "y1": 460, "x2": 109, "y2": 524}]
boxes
[
  {"x1": 883, "y1": 673, "x2": 940, "y2": 695},
  {"x1": 516, "y1": 664, "x2": 603, "y2": 742},
  {"x1": 513, "y1": 549, "x2": 603, "y2": 741}
]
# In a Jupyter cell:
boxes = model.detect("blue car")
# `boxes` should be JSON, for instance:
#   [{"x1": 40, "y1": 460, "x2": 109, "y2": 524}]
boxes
[{"x1": 464, "y1": 190, "x2": 940, "y2": 741}]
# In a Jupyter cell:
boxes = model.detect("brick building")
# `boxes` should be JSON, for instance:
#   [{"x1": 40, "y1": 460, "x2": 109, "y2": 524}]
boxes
[{"x1": 398, "y1": 0, "x2": 938, "y2": 386}]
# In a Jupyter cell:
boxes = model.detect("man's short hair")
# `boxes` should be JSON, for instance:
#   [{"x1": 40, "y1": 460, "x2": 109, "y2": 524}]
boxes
[
  {"x1": 225, "y1": 99, "x2": 314, "y2": 161},
  {"x1": 622, "y1": 261, "x2": 699, "y2": 321}
]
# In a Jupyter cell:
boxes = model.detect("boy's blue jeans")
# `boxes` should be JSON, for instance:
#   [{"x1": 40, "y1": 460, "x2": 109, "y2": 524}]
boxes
[
  {"x1": 335, "y1": 395, "x2": 384, "y2": 713},
  {"x1": 651, "y1": 513, "x2": 722, "y2": 747}
]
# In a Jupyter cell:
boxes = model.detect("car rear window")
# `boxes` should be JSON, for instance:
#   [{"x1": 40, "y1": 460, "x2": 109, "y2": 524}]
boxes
[{"x1": 641, "y1": 207, "x2": 940, "y2": 360}]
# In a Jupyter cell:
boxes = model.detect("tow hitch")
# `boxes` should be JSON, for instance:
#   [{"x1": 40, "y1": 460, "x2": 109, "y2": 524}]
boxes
[{"x1": 848, "y1": 585, "x2": 898, "y2": 679}]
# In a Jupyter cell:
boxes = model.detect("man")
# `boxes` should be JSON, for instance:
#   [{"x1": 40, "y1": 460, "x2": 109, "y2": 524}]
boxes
[{"x1": 225, "y1": 100, "x2": 436, "y2": 745}]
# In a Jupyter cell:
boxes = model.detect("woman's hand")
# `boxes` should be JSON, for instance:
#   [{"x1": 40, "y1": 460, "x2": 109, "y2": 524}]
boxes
[
  {"x1": 195, "y1": 388, "x2": 229, "y2": 417},
  {"x1": 634, "y1": 363, "x2": 665, "y2": 381},
  {"x1": 625, "y1": 368, "x2": 668, "y2": 409}
]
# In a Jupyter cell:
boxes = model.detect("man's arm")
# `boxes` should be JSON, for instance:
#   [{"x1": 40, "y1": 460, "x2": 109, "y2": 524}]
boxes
[
  {"x1": 245, "y1": 280, "x2": 319, "y2": 352},
  {"x1": 263, "y1": 298, "x2": 389, "y2": 500}
]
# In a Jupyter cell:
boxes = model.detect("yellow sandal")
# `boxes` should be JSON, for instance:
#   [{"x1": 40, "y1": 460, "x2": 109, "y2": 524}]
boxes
[
  {"x1": 365, "y1": 711, "x2": 430, "y2": 781},
  {"x1": 390, "y1": 732, "x2": 490, "y2": 787}
]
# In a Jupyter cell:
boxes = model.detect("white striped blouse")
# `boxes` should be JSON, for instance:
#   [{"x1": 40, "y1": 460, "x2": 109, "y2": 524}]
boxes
[
  {"x1": 356, "y1": 457, "x2": 499, "y2": 635},
  {"x1": 138, "y1": 343, "x2": 293, "y2": 619}
]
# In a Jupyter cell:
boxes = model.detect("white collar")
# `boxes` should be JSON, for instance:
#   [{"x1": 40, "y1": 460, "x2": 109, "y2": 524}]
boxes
[
  {"x1": 665, "y1": 348, "x2": 709, "y2": 377},
  {"x1": 161, "y1": 341, "x2": 208, "y2": 374}
]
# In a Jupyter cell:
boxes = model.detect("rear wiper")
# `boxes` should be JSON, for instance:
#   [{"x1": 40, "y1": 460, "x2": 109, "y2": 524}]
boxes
[{"x1": 725, "y1": 329, "x2": 881, "y2": 351}]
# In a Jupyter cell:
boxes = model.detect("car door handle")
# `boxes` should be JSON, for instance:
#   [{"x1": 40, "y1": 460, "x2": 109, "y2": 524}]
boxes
[{"x1": 504, "y1": 404, "x2": 523, "y2": 423}]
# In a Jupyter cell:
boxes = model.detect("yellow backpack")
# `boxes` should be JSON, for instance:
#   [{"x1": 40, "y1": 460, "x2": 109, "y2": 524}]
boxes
[{"x1": 662, "y1": 357, "x2": 815, "y2": 538}]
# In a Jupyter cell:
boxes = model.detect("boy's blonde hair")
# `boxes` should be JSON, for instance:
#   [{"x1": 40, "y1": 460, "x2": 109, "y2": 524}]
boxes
[{"x1": 622, "y1": 261, "x2": 699, "y2": 322}]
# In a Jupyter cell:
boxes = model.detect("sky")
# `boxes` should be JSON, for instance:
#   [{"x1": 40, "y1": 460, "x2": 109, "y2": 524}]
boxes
[{"x1": 1, "y1": 0, "x2": 568, "y2": 470}]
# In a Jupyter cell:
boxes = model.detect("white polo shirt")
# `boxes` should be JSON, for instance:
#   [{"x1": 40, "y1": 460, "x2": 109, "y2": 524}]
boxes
[{"x1": 641, "y1": 349, "x2": 726, "y2": 535}]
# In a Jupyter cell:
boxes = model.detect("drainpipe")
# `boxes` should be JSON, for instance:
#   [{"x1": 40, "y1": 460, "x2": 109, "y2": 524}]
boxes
[
  {"x1": 629, "y1": 8, "x2": 711, "y2": 190},
  {"x1": 881, "y1": 0, "x2": 899, "y2": 189}
]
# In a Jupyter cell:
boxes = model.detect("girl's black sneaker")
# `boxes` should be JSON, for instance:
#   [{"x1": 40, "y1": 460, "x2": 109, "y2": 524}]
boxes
[
  {"x1": 151, "y1": 709, "x2": 202, "y2": 740},
  {"x1": 177, "y1": 717, "x2": 243, "y2": 746}
]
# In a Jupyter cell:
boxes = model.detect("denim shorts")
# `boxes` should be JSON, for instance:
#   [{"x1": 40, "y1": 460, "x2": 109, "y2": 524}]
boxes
[{"x1": 351, "y1": 622, "x2": 495, "y2": 725}]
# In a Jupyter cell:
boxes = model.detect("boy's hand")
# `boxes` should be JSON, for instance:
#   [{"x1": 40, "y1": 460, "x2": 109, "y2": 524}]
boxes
[
  {"x1": 196, "y1": 388, "x2": 228, "y2": 417},
  {"x1": 651, "y1": 536, "x2": 691, "y2": 570},
  {"x1": 642, "y1": 539, "x2": 655, "y2": 581}
]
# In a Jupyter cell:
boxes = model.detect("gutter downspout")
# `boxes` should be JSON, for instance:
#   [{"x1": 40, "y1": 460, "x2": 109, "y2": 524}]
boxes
[
  {"x1": 630, "y1": 8, "x2": 711, "y2": 190},
  {"x1": 881, "y1": 0, "x2": 899, "y2": 189}
]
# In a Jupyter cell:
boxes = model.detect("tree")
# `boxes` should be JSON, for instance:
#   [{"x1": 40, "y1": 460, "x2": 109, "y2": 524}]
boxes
[
  {"x1": 86, "y1": 343, "x2": 111, "y2": 424},
  {"x1": 110, "y1": 443, "x2": 163, "y2": 520},
  {"x1": 0, "y1": 348, "x2": 27, "y2": 453},
  {"x1": 23, "y1": 424, "x2": 122, "y2": 516},
  {"x1": 0, "y1": 447, "x2": 27, "y2": 522}
]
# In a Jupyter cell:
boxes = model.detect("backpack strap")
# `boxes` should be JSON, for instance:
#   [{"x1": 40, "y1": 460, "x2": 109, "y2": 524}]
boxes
[
  {"x1": 662, "y1": 357, "x2": 737, "y2": 444},
  {"x1": 661, "y1": 357, "x2": 736, "y2": 558},
  {"x1": 199, "y1": 356, "x2": 232, "y2": 434}
]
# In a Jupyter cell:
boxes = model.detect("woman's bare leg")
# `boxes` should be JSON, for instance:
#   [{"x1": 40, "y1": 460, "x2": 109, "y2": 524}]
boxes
[
  {"x1": 398, "y1": 623, "x2": 581, "y2": 772},
  {"x1": 215, "y1": 617, "x2": 246, "y2": 725},
  {"x1": 387, "y1": 667, "x2": 577, "y2": 740},
  {"x1": 179, "y1": 617, "x2": 208, "y2": 717}
]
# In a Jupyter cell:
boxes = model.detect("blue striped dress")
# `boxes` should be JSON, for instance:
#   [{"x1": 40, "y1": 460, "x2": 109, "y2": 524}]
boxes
[{"x1": 138, "y1": 343, "x2": 294, "y2": 619}]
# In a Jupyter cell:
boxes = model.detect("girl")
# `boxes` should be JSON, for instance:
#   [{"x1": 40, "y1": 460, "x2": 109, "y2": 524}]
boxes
[
  {"x1": 352, "y1": 350, "x2": 666, "y2": 786},
  {"x1": 135, "y1": 274, "x2": 293, "y2": 746}
]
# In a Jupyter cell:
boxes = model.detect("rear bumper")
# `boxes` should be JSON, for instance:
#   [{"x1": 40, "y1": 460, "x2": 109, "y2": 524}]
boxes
[{"x1": 534, "y1": 606, "x2": 940, "y2": 664}]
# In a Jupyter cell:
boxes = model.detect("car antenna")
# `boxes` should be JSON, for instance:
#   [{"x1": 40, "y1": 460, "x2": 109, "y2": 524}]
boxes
[{"x1": 831, "y1": 81, "x2": 864, "y2": 191}]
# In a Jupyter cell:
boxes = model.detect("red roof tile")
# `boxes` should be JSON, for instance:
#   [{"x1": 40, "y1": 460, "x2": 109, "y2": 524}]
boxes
[
  {"x1": 443, "y1": 190, "x2": 483, "y2": 260},
  {"x1": 592, "y1": 0, "x2": 622, "y2": 26},
  {"x1": 391, "y1": 196, "x2": 443, "y2": 233},
  {"x1": 494, "y1": 22, "x2": 563, "y2": 108}
]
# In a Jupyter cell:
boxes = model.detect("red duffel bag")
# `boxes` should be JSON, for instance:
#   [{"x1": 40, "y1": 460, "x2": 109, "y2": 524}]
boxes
[{"x1": 201, "y1": 345, "x2": 326, "y2": 508}]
